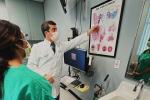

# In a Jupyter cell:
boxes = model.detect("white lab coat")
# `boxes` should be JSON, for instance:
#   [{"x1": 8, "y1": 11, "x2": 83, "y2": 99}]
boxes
[{"x1": 27, "y1": 32, "x2": 89, "y2": 98}]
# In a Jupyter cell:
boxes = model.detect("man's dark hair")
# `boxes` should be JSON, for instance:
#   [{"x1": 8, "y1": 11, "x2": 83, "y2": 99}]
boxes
[{"x1": 41, "y1": 21, "x2": 56, "y2": 37}]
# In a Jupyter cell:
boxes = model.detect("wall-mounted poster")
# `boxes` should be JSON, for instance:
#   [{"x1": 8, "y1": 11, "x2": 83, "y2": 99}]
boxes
[{"x1": 89, "y1": 0, "x2": 125, "y2": 57}]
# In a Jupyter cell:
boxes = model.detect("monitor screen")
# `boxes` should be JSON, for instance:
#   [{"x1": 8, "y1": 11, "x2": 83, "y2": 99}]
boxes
[{"x1": 64, "y1": 48, "x2": 87, "y2": 72}]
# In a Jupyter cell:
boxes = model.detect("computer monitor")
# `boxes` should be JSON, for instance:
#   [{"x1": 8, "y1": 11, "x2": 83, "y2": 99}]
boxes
[{"x1": 64, "y1": 48, "x2": 88, "y2": 72}]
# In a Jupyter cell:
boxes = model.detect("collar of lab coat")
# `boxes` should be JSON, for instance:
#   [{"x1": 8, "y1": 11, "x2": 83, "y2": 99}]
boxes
[
  {"x1": 44, "y1": 39, "x2": 53, "y2": 46},
  {"x1": 44, "y1": 39, "x2": 60, "y2": 46}
]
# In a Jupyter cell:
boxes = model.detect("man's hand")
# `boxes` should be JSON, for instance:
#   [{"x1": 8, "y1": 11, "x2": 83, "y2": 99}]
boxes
[
  {"x1": 87, "y1": 25, "x2": 99, "y2": 36},
  {"x1": 44, "y1": 74, "x2": 55, "y2": 84}
]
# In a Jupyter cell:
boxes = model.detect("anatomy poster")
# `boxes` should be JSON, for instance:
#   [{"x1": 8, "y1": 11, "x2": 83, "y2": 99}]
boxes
[{"x1": 89, "y1": 0, "x2": 125, "y2": 57}]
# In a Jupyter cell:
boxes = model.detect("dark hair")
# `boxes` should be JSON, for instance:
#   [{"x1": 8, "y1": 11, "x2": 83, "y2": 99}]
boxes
[
  {"x1": 0, "y1": 20, "x2": 25, "y2": 98},
  {"x1": 41, "y1": 20, "x2": 56, "y2": 37}
]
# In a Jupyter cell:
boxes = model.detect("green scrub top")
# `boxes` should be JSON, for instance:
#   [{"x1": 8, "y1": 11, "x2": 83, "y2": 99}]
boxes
[
  {"x1": 136, "y1": 51, "x2": 150, "y2": 82},
  {"x1": 3, "y1": 64, "x2": 54, "y2": 100}
]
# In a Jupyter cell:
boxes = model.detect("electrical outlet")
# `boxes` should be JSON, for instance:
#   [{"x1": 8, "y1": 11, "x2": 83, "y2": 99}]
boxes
[{"x1": 114, "y1": 59, "x2": 120, "y2": 68}]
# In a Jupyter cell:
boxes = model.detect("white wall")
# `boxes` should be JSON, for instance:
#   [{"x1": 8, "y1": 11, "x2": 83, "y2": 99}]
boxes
[
  {"x1": 44, "y1": 0, "x2": 147, "y2": 99},
  {"x1": 0, "y1": 0, "x2": 8, "y2": 20},
  {"x1": 1, "y1": 0, "x2": 45, "y2": 40},
  {"x1": 5, "y1": 0, "x2": 31, "y2": 39}
]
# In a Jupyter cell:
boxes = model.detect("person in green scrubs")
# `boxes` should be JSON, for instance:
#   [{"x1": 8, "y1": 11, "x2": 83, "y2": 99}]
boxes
[
  {"x1": 0, "y1": 20, "x2": 54, "y2": 100},
  {"x1": 133, "y1": 38, "x2": 150, "y2": 83}
]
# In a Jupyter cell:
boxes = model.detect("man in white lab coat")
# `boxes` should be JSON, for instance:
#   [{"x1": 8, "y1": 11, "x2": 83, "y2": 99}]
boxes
[{"x1": 27, "y1": 20, "x2": 99, "y2": 100}]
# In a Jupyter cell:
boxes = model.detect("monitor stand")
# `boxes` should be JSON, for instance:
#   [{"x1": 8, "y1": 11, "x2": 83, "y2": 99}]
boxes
[
  {"x1": 86, "y1": 70, "x2": 94, "y2": 77},
  {"x1": 72, "y1": 68, "x2": 80, "y2": 79}
]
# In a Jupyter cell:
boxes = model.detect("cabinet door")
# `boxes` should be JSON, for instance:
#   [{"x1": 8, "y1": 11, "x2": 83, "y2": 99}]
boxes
[
  {"x1": 5, "y1": 0, "x2": 31, "y2": 39},
  {"x1": 5, "y1": 0, "x2": 45, "y2": 40},
  {"x1": 0, "y1": 0, "x2": 8, "y2": 20},
  {"x1": 26, "y1": 1, "x2": 44, "y2": 40}
]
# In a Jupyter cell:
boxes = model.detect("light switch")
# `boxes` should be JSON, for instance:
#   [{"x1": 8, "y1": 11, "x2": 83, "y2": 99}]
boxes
[{"x1": 114, "y1": 59, "x2": 120, "y2": 68}]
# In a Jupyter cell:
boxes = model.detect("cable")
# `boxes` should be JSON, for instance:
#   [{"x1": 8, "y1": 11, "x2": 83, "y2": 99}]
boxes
[{"x1": 68, "y1": 66, "x2": 71, "y2": 76}]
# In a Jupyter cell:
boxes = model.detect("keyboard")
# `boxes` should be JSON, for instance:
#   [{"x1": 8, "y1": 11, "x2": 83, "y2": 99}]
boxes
[{"x1": 71, "y1": 80, "x2": 81, "y2": 87}]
